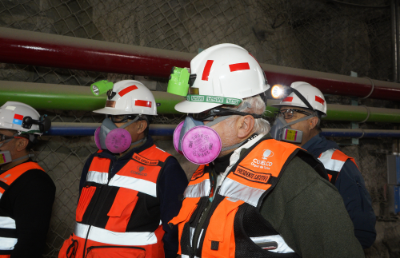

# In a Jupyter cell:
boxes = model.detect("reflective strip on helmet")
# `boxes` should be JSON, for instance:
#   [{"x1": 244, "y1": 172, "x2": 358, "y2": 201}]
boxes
[
  {"x1": 315, "y1": 96, "x2": 325, "y2": 104},
  {"x1": 109, "y1": 174, "x2": 157, "y2": 197},
  {"x1": 0, "y1": 237, "x2": 17, "y2": 250},
  {"x1": 135, "y1": 100, "x2": 152, "y2": 107},
  {"x1": 74, "y1": 222, "x2": 157, "y2": 246},
  {"x1": 202, "y1": 60, "x2": 214, "y2": 81},
  {"x1": 186, "y1": 95, "x2": 242, "y2": 106},
  {"x1": 0, "y1": 217, "x2": 16, "y2": 229},
  {"x1": 229, "y1": 62, "x2": 250, "y2": 72},
  {"x1": 250, "y1": 235, "x2": 295, "y2": 253},
  {"x1": 219, "y1": 177, "x2": 265, "y2": 207},
  {"x1": 282, "y1": 96, "x2": 293, "y2": 102},
  {"x1": 86, "y1": 171, "x2": 108, "y2": 185},
  {"x1": 184, "y1": 179, "x2": 211, "y2": 198},
  {"x1": 118, "y1": 85, "x2": 138, "y2": 97},
  {"x1": 318, "y1": 149, "x2": 346, "y2": 172}
]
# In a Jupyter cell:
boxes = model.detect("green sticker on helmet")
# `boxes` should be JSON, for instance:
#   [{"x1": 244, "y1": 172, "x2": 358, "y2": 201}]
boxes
[{"x1": 186, "y1": 95, "x2": 242, "y2": 105}]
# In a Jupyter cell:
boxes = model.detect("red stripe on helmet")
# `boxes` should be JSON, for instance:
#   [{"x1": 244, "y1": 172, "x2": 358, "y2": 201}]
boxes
[
  {"x1": 118, "y1": 85, "x2": 138, "y2": 97},
  {"x1": 315, "y1": 96, "x2": 325, "y2": 104},
  {"x1": 135, "y1": 100, "x2": 152, "y2": 108},
  {"x1": 283, "y1": 96, "x2": 293, "y2": 102},
  {"x1": 229, "y1": 62, "x2": 250, "y2": 72},
  {"x1": 13, "y1": 114, "x2": 23, "y2": 120},
  {"x1": 202, "y1": 60, "x2": 214, "y2": 81}
]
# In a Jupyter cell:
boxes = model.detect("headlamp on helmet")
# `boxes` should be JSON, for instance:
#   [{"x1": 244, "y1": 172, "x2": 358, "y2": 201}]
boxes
[{"x1": 91, "y1": 80, "x2": 114, "y2": 96}]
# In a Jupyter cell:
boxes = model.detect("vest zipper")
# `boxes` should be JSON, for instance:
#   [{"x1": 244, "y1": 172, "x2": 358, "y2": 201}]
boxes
[
  {"x1": 190, "y1": 169, "x2": 217, "y2": 257},
  {"x1": 82, "y1": 163, "x2": 114, "y2": 258}
]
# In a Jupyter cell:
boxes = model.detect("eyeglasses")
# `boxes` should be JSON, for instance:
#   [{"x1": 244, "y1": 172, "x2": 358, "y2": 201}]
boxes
[
  {"x1": 108, "y1": 115, "x2": 138, "y2": 123},
  {"x1": 277, "y1": 109, "x2": 313, "y2": 119},
  {"x1": 192, "y1": 107, "x2": 263, "y2": 121},
  {"x1": 0, "y1": 133, "x2": 16, "y2": 142}
]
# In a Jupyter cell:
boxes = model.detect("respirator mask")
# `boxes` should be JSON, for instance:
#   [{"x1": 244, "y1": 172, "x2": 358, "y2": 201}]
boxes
[
  {"x1": 270, "y1": 87, "x2": 318, "y2": 144},
  {"x1": 0, "y1": 133, "x2": 34, "y2": 166},
  {"x1": 172, "y1": 104, "x2": 263, "y2": 165},
  {"x1": 94, "y1": 115, "x2": 145, "y2": 153}
]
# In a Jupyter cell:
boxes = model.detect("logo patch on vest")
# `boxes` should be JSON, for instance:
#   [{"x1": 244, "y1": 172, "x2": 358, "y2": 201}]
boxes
[
  {"x1": 233, "y1": 166, "x2": 271, "y2": 184},
  {"x1": 130, "y1": 166, "x2": 147, "y2": 176},
  {"x1": 133, "y1": 154, "x2": 159, "y2": 166}
]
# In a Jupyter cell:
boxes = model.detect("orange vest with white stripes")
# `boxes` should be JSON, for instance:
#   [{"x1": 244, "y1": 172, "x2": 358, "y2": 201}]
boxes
[
  {"x1": 58, "y1": 145, "x2": 171, "y2": 258},
  {"x1": 0, "y1": 162, "x2": 45, "y2": 257},
  {"x1": 170, "y1": 139, "x2": 326, "y2": 258},
  {"x1": 318, "y1": 149, "x2": 357, "y2": 184}
]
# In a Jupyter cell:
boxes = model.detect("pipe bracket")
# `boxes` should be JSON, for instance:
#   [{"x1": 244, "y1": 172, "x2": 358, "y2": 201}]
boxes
[
  {"x1": 360, "y1": 77, "x2": 375, "y2": 99},
  {"x1": 359, "y1": 105, "x2": 371, "y2": 123}
]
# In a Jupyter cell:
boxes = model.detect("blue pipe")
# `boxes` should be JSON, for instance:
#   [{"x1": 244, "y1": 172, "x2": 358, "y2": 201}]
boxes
[
  {"x1": 47, "y1": 123, "x2": 176, "y2": 136},
  {"x1": 47, "y1": 123, "x2": 400, "y2": 138}
]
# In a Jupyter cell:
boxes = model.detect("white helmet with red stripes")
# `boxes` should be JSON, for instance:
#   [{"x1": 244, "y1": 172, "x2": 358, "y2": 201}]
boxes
[
  {"x1": 93, "y1": 80, "x2": 157, "y2": 115},
  {"x1": 0, "y1": 101, "x2": 43, "y2": 134},
  {"x1": 175, "y1": 43, "x2": 270, "y2": 113},
  {"x1": 274, "y1": 81, "x2": 327, "y2": 116}
]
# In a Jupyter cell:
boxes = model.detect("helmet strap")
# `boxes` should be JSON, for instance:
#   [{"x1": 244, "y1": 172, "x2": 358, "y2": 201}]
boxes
[{"x1": 290, "y1": 88, "x2": 315, "y2": 111}]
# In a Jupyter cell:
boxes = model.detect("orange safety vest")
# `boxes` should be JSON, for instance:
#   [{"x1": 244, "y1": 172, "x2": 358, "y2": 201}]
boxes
[
  {"x1": 318, "y1": 149, "x2": 357, "y2": 184},
  {"x1": 170, "y1": 139, "x2": 326, "y2": 258},
  {"x1": 59, "y1": 145, "x2": 171, "y2": 258},
  {"x1": 0, "y1": 161, "x2": 45, "y2": 258}
]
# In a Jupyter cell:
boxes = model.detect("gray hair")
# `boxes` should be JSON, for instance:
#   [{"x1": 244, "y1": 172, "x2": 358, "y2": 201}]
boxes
[{"x1": 226, "y1": 95, "x2": 270, "y2": 135}]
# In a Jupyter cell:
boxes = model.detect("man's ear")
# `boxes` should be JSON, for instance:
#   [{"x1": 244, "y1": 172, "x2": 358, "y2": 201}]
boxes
[
  {"x1": 309, "y1": 116, "x2": 319, "y2": 130},
  {"x1": 237, "y1": 115, "x2": 255, "y2": 138},
  {"x1": 137, "y1": 120, "x2": 148, "y2": 134},
  {"x1": 15, "y1": 137, "x2": 29, "y2": 152}
]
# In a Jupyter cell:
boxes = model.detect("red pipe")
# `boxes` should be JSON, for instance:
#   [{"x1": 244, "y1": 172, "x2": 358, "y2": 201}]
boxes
[{"x1": 1, "y1": 27, "x2": 400, "y2": 101}]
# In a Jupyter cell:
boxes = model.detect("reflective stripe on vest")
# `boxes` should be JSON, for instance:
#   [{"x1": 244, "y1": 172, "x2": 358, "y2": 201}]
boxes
[
  {"x1": 318, "y1": 149, "x2": 357, "y2": 183},
  {"x1": 220, "y1": 140, "x2": 300, "y2": 208},
  {"x1": 67, "y1": 144, "x2": 171, "y2": 256},
  {"x1": 184, "y1": 165, "x2": 211, "y2": 198},
  {"x1": 0, "y1": 162, "x2": 45, "y2": 252},
  {"x1": 172, "y1": 139, "x2": 301, "y2": 257},
  {"x1": 0, "y1": 217, "x2": 17, "y2": 250},
  {"x1": 74, "y1": 222, "x2": 157, "y2": 246},
  {"x1": 250, "y1": 235, "x2": 295, "y2": 253},
  {"x1": 109, "y1": 174, "x2": 157, "y2": 197}
]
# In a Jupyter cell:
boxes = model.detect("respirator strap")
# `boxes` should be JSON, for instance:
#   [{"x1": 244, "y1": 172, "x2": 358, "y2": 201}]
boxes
[
  {"x1": 120, "y1": 116, "x2": 140, "y2": 129},
  {"x1": 282, "y1": 113, "x2": 317, "y2": 127},
  {"x1": 129, "y1": 137, "x2": 146, "y2": 148}
]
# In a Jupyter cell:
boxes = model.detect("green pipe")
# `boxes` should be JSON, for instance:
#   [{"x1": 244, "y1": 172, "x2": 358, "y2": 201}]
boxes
[
  {"x1": 0, "y1": 81, "x2": 184, "y2": 114},
  {"x1": 1, "y1": 81, "x2": 400, "y2": 122}
]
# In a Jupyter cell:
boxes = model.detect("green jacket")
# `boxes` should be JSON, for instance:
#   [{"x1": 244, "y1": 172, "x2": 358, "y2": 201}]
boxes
[{"x1": 259, "y1": 155, "x2": 365, "y2": 257}]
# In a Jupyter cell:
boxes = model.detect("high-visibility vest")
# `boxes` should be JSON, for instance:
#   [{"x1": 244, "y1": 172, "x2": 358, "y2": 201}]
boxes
[
  {"x1": 170, "y1": 139, "x2": 326, "y2": 258},
  {"x1": 59, "y1": 145, "x2": 171, "y2": 258},
  {"x1": 0, "y1": 162, "x2": 45, "y2": 257},
  {"x1": 318, "y1": 149, "x2": 357, "y2": 184}
]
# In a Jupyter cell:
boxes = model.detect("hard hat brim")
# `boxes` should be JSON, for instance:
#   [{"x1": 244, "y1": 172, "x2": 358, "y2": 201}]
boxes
[
  {"x1": 93, "y1": 107, "x2": 157, "y2": 115},
  {"x1": 175, "y1": 100, "x2": 222, "y2": 114}
]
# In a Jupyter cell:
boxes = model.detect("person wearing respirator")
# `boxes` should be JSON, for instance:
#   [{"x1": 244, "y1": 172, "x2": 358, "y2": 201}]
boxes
[
  {"x1": 270, "y1": 81, "x2": 376, "y2": 249},
  {"x1": 0, "y1": 101, "x2": 55, "y2": 258},
  {"x1": 58, "y1": 80, "x2": 188, "y2": 258},
  {"x1": 167, "y1": 43, "x2": 364, "y2": 257}
]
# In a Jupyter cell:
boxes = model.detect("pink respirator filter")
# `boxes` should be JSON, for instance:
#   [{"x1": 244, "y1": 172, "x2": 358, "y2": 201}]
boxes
[
  {"x1": 94, "y1": 127, "x2": 102, "y2": 150},
  {"x1": 105, "y1": 128, "x2": 132, "y2": 153},
  {"x1": 181, "y1": 125, "x2": 222, "y2": 165},
  {"x1": 172, "y1": 121, "x2": 184, "y2": 154}
]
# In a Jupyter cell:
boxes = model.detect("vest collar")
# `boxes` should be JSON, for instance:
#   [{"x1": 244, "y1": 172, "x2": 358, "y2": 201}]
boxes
[{"x1": 216, "y1": 134, "x2": 265, "y2": 188}]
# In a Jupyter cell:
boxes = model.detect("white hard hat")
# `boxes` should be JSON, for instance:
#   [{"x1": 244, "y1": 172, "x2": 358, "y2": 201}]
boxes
[
  {"x1": 175, "y1": 43, "x2": 270, "y2": 113},
  {"x1": 273, "y1": 81, "x2": 327, "y2": 116},
  {"x1": 93, "y1": 80, "x2": 157, "y2": 115},
  {"x1": 0, "y1": 101, "x2": 44, "y2": 135}
]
